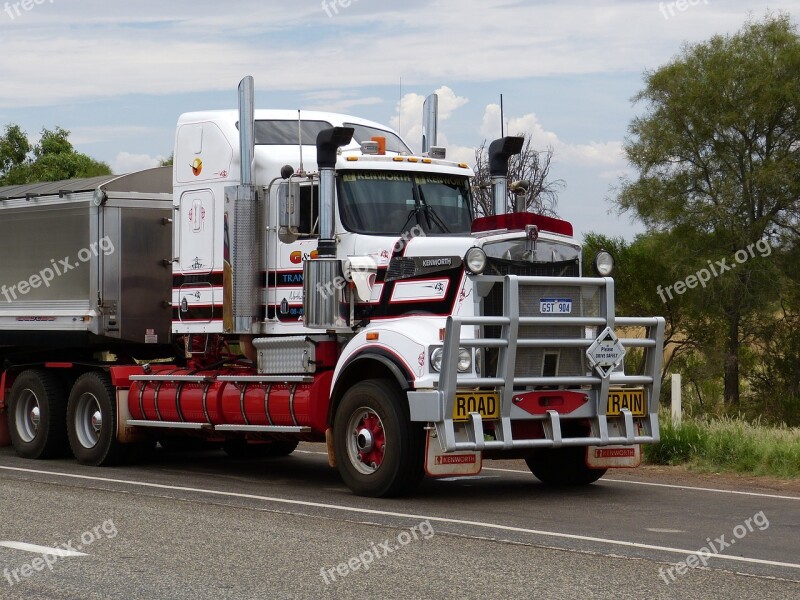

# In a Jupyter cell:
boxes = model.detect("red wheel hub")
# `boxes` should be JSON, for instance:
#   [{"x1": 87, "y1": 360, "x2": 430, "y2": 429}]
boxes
[{"x1": 354, "y1": 411, "x2": 385, "y2": 469}]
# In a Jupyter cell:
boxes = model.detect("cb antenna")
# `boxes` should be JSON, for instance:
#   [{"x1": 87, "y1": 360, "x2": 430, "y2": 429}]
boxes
[
  {"x1": 398, "y1": 76, "x2": 402, "y2": 138},
  {"x1": 297, "y1": 109, "x2": 304, "y2": 175},
  {"x1": 297, "y1": 108, "x2": 305, "y2": 175}
]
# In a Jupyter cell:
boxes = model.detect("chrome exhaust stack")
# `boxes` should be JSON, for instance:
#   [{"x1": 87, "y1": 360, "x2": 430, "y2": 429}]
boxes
[
  {"x1": 303, "y1": 127, "x2": 353, "y2": 331},
  {"x1": 422, "y1": 93, "x2": 438, "y2": 156},
  {"x1": 224, "y1": 76, "x2": 261, "y2": 334},
  {"x1": 488, "y1": 136, "x2": 524, "y2": 216}
]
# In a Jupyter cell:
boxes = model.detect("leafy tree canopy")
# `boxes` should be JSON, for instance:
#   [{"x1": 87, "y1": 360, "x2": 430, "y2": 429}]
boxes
[
  {"x1": 0, "y1": 124, "x2": 111, "y2": 185},
  {"x1": 614, "y1": 13, "x2": 800, "y2": 405}
]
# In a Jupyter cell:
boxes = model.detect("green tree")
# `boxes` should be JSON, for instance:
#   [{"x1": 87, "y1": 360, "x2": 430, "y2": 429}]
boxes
[
  {"x1": 583, "y1": 231, "x2": 697, "y2": 388},
  {"x1": 0, "y1": 124, "x2": 30, "y2": 176},
  {"x1": 615, "y1": 14, "x2": 800, "y2": 405},
  {"x1": 0, "y1": 125, "x2": 111, "y2": 185}
]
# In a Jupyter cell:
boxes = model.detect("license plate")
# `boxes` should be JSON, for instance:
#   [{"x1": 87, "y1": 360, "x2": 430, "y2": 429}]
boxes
[
  {"x1": 540, "y1": 298, "x2": 572, "y2": 314},
  {"x1": 453, "y1": 392, "x2": 500, "y2": 422},
  {"x1": 607, "y1": 388, "x2": 646, "y2": 416}
]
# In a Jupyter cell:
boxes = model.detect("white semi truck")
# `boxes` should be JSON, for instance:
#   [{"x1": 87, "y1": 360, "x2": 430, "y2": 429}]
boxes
[{"x1": 0, "y1": 77, "x2": 665, "y2": 497}]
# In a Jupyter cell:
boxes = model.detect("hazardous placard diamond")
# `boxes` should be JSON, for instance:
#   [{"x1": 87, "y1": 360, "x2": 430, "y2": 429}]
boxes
[{"x1": 586, "y1": 327, "x2": 626, "y2": 378}]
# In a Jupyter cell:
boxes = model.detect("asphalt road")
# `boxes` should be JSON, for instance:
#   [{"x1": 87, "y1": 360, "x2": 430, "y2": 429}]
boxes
[{"x1": 0, "y1": 443, "x2": 798, "y2": 599}]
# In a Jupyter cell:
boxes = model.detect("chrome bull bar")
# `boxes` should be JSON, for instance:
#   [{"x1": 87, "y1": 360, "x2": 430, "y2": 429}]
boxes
[{"x1": 407, "y1": 275, "x2": 666, "y2": 452}]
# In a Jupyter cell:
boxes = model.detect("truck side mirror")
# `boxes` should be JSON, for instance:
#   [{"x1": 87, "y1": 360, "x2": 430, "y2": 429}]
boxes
[{"x1": 278, "y1": 181, "x2": 301, "y2": 243}]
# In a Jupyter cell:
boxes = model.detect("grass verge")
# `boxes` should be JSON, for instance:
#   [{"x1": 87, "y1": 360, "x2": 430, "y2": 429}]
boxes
[{"x1": 643, "y1": 415, "x2": 800, "y2": 478}]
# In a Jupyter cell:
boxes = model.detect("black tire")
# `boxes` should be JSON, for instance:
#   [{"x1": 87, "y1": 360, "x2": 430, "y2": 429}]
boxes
[
  {"x1": 222, "y1": 439, "x2": 299, "y2": 459},
  {"x1": 525, "y1": 446, "x2": 607, "y2": 486},
  {"x1": 7, "y1": 369, "x2": 69, "y2": 459},
  {"x1": 66, "y1": 371, "x2": 125, "y2": 466},
  {"x1": 333, "y1": 379, "x2": 424, "y2": 498}
]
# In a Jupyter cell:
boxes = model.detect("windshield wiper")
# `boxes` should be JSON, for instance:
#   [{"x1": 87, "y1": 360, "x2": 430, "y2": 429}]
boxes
[
  {"x1": 418, "y1": 188, "x2": 451, "y2": 233},
  {"x1": 399, "y1": 206, "x2": 423, "y2": 236}
]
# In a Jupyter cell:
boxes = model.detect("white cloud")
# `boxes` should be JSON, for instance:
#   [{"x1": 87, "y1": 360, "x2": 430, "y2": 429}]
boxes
[
  {"x1": 389, "y1": 86, "x2": 468, "y2": 153},
  {"x1": 4, "y1": 0, "x2": 783, "y2": 108},
  {"x1": 69, "y1": 126, "x2": 164, "y2": 146},
  {"x1": 479, "y1": 105, "x2": 626, "y2": 170},
  {"x1": 300, "y1": 93, "x2": 384, "y2": 114},
  {"x1": 112, "y1": 152, "x2": 161, "y2": 174}
]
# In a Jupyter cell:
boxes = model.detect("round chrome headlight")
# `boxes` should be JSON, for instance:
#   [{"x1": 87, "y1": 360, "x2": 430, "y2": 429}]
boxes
[
  {"x1": 464, "y1": 247, "x2": 487, "y2": 274},
  {"x1": 593, "y1": 250, "x2": 615, "y2": 276},
  {"x1": 457, "y1": 348, "x2": 472, "y2": 373},
  {"x1": 430, "y1": 347, "x2": 472, "y2": 373},
  {"x1": 430, "y1": 347, "x2": 443, "y2": 372}
]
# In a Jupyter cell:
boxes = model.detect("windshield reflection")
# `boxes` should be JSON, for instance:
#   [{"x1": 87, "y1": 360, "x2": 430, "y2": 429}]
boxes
[{"x1": 338, "y1": 171, "x2": 473, "y2": 235}]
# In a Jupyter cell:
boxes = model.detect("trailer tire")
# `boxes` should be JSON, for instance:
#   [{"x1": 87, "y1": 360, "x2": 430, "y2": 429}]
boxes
[
  {"x1": 8, "y1": 370, "x2": 69, "y2": 459},
  {"x1": 525, "y1": 447, "x2": 607, "y2": 486},
  {"x1": 222, "y1": 439, "x2": 299, "y2": 458},
  {"x1": 333, "y1": 379, "x2": 424, "y2": 497},
  {"x1": 67, "y1": 372, "x2": 125, "y2": 466}
]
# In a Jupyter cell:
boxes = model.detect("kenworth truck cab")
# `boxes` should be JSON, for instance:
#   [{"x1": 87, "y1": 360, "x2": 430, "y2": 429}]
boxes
[{"x1": 1, "y1": 77, "x2": 664, "y2": 497}]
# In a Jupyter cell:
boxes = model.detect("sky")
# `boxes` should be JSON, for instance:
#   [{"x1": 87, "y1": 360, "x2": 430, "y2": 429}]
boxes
[{"x1": 1, "y1": 0, "x2": 797, "y2": 240}]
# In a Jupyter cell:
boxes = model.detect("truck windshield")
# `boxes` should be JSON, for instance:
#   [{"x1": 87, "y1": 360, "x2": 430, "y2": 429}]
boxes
[{"x1": 338, "y1": 171, "x2": 473, "y2": 235}]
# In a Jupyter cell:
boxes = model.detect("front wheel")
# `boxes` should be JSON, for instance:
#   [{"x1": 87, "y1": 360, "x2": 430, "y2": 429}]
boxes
[
  {"x1": 525, "y1": 446, "x2": 607, "y2": 486},
  {"x1": 67, "y1": 372, "x2": 125, "y2": 466},
  {"x1": 333, "y1": 379, "x2": 424, "y2": 497}
]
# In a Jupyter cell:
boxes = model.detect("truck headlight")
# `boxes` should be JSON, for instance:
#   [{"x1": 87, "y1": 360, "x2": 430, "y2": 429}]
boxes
[
  {"x1": 464, "y1": 247, "x2": 487, "y2": 274},
  {"x1": 457, "y1": 348, "x2": 472, "y2": 373},
  {"x1": 430, "y1": 347, "x2": 472, "y2": 373},
  {"x1": 593, "y1": 250, "x2": 615, "y2": 276},
  {"x1": 430, "y1": 348, "x2": 443, "y2": 372}
]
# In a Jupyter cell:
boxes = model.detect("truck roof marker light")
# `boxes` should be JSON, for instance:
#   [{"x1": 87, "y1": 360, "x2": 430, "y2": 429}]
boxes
[
  {"x1": 458, "y1": 163, "x2": 469, "y2": 169},
  {"x1": 422, "y1": 158, "x2": 432, "y2": 164},
  {"x1": 371, "y1": 136, "x2": 386, "y2": 155},
  {"x1": 407, "y1": 157, "x2": 419, "y2": 163},
  {"x1": 346, "y1": 156, "x2": 359, "y2": 161},
  {"x1": 393, "y1": 156, "x2": 405, "y2": 162},
  {"x1": 366, "y1": 332, "x2": 379, "y2": 341}
]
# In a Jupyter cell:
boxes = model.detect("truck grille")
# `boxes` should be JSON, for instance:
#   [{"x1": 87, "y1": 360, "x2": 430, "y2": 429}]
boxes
[{"x1": 482, "y1": 258, "x2": 597, "y2": 379}]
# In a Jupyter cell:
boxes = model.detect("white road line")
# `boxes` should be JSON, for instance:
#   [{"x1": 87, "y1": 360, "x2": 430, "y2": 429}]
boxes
[
  {"x1": 602, "y1": 478, "x2": 800, "y2": 501},
  {"x1": 1, "y1": 465, "x2": 799, "y2": 571},
  {"x1": 0, "y1": 542, "x2": 86, "y2": 557},
  {"x1": 481, "y1": 466, "x2": 800, "y2": 501}
]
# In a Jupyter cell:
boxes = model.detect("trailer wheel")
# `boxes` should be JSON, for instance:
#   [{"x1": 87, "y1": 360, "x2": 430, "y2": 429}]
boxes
[
  {"x1": 333, "y1": 379, "x2": 424, "y2": 497},
  {"x1": 67, "y1": 372, "x2": 124, "y2": 466},
  {"x1": 525, "y1": 447, "x2": 607, "y2": 486},
  {"x1": 222, "y1": 439, "x2": 299, "y2": 458},
  {"x1": 8, "y1": 370, "x2": 69, "y2": 459}
]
